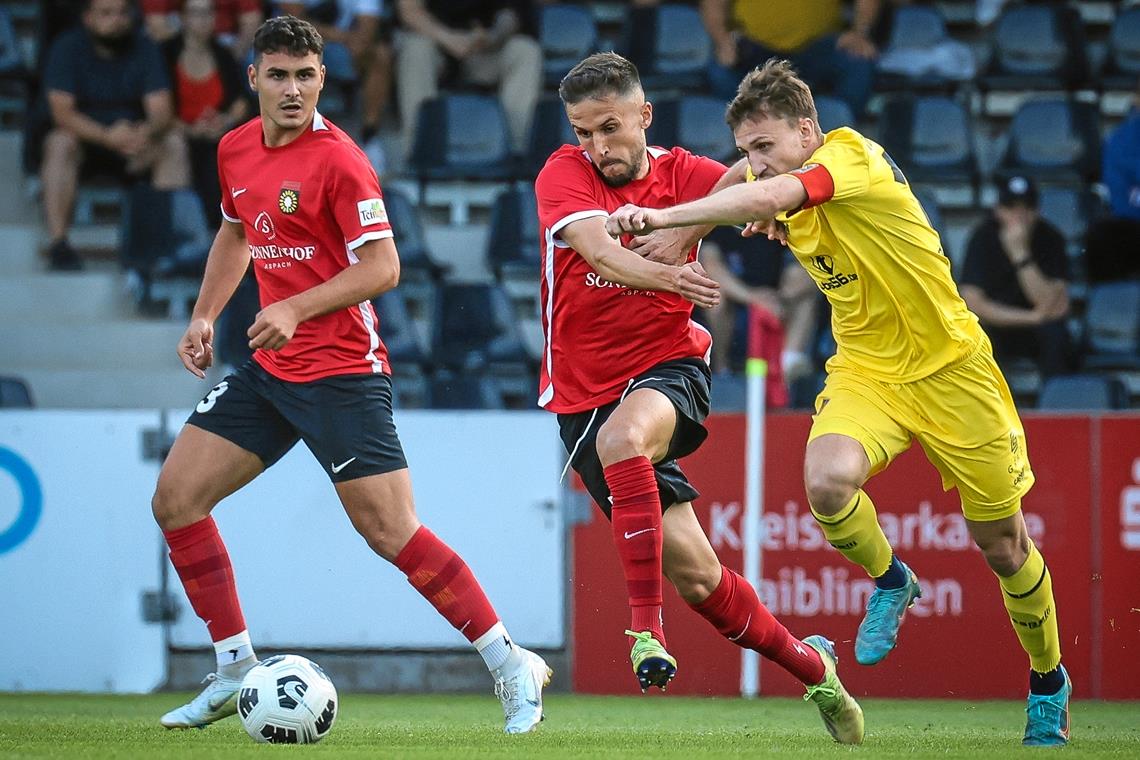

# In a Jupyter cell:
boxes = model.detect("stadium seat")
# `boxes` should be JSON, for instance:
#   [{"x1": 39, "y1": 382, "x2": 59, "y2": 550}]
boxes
[
  {"x1": 487, "y1": 184, "x2": 540, "y2": 282},
  {"x1": 876, "y1": 4, "x2": 963, "y2": 91},
  {"x1": 880, "y1": 96, "x2": 975, "y2": 184},
  {"x1": 911, "y1": 187, "x2": 946, "y2": 241},
  {"x1": 0, "y1": 7, "x2": 22, "y2": 73},
  {"x1": 981, "y1": 3, "x2": 1089, "y2": 91},
  {"x1": 383, "y1": 186, "x2": 443, "y2": 276},
  {"x1": 433, "y1": 283, "x2": 529, "y2": 370},
  {"x1": 539, "y1": 4, "x2": 598, "y2": 88},
  {"x1": 429, "y1": 369, "x2": 504, "y2": 409},
  {"x1": 650, "y1": 96, "x2": 736, "y2": 163},
  {"x1": 814, "y1": 95, "x2": 855, "y2": 133},
  {"x1": 389, "y1": 363, "x2": 428, "y2": 409},
  {"x1": 1103, "y1": 7, "x2": 1140, "y2": 91},
  {"x1": 1082, "y1": 281, "x2": 1140, "y2": 371},
  {"x1": 0, "y1": 375, "x2": 33, "y2": 408},
  {"x1": 372, "y1": 289, "x2": 428, "y2": 369},
  {"x1": 624, "y1": 4, "x2": 710, "y2": 91},
  {"x1": 409, "y1": 94, "x2": 515, "y2": 181},
  {"x1": 1037, "y1": 374, "x2": 1128, "y2": 410},
  {"x1": 1037, "y1": 185, "x2": 1101, "y2": 261},
  {"x1": 997, "y1": 99, "x2": 1100, "y2": 183},
  {"x1": 525, "y1": 96, "x2": 578, "y2": 176}
]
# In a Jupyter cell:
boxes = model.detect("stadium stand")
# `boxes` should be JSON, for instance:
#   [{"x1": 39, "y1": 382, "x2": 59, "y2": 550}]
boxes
[
  {"x1": 623, "y1": 3, "x2": 710, "y2": 92},
  {"x1": 650, "y1": 96, "x2": 739, "y2": 164},
  {"x1": 813, "y1": 95, "x2": 855, "y2": 133},
  {"x1": 1038, "y1": 373, "x2": 1129, "y2": 410},
  {"x1": 881, "y1": 95, "x2": 977, "y2": 185},
  {"x1": 0, "y1": 376, "x2": 34, "y2": 408},
  {"x1": 539, "y1": 3, "x2": 598, "y2": 89},
  {"x1": 997, "y1": 98, "x2": 1101, "y2": 184},
  {"x1": 409, "y1": 94, "x2": 516, "y2": 182},
  {"x1": 1103, "y1": 6, "x2": 1140, "y2": 91}
]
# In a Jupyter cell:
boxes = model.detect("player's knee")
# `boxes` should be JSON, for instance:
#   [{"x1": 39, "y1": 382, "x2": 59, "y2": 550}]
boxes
[
  {"x1": 975, "y1": 533, "x2": 1028, "y2": 577},
  {"x1": 353, "y1": 516, "x2": 415, "y2": 562},
  {"x1": 595, "y1": 422, "x2": 648, "y2": 467},
  {"x1": 664, "y1": 560, "x2": 720, "y2": 604},
  {"x1": 804, "y1": 466, "x2": 858, "y2": 516},
  {"x1": 151, "y1": 475, "x2": 206, "y2": 530}
]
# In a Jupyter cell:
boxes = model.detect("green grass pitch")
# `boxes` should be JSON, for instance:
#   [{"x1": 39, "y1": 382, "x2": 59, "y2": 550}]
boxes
[{"x1": 1, "y1": 693, "x2": 1136, "y2": 758}]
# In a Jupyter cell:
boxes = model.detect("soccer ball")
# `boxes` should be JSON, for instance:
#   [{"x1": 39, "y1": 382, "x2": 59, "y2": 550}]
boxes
[{"x1": 237, "y1": 654, "x2": 338, "y2": 744}]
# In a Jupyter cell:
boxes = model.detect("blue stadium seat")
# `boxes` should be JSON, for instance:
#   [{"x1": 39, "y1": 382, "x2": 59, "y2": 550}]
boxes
[
  {"x1": 981, "y1": 4, "x2": 1089, "y2": 91},
  {"x1": 539, "y1": 4, "x2": 598, "y2": 88},
  {"x1": 0, "y1": 7, "x2": 22, "y2": 73},
  {"x1": 409, "y1": 94, "x2": 515, "y2": 180},
  {"x1": 1037, "y1": 185, "x2": 1102, "y2": 261},
  {"x1": 487, "y1": 184, "x2": 540, "y2": 280},
  {"x1": 650, "y1": 96, "x2": 736, "y2": 163},
  {"x1": 880, "y1": 96, "x2": 975, "y2": 184},
  {"x1": 1104, "y1": 7, "x2": 1140, "y2": 90},
  {"x1": 1037, "y1": 374, "x2": 1128, "y2": 410},
  {"x1": 876, "y1": 5, "x2": 960, "y2": 91},
  {"x1": 998, "y1": 99, "x2": 1100, "y2": 183},
  {"x1": 433, "y1": 283, "x2": 529, "y2": 370},
  {"x1": 525, "y1": 96, "x2": 578, "y2": 177},
  {"x1": 1083, "y1": 281, "x2": 1140, "y2": 371},
  {"x1": 390, "y1": 363, "x2": 428, "y2": 409},
  {"x1": 0, "y1": 376, "x2": 33, "y2": 408},
  {"x1": 814, "y1": 95, "x2": 855, "y2": 133},
  {"x1": 383, "y1": 186, "x2": 442, "y2": 276},
  {"x1": 911, "y1": 187, "x2": 946, "y2": 240},
  {"x1": 625, "y1": 4, "x2": 710, "y2": 91},
  {"x1": 372, "y1": 289, "x2": 428, "y2": 369},
  {"x1": 429, "y1": 369, "x2": 504, "y2": 409}
]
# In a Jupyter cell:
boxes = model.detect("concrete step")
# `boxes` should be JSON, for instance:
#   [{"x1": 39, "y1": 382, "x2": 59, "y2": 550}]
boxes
[
  {"x1": 0, "y1": 132, "x2": 36, "y2": 224},
  {"x1": 0, "y1": 271, "x2": 132, "y2": 321},
  {"x1": 16, "y1": 366, "x2": 221, "y2": 409},
  {"x1": 0, "y1": 223, "x2": 43, "y2": 274},
  {"x1": 423, "y1": 223, "x2": 493, "y2": 283},
  {"x1": 0, "y1": 320, "x2": 187, "y2": 369}
]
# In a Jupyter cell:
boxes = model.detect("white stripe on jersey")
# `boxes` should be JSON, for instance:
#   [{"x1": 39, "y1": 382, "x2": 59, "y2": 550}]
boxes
[
  {"x1": 346, "y1": 245, "x2": 385, "y2": 374},
  {"x1": 538, "y1": 225, "x2": 557, "y2": 408},
  {"x1": 347, "y1": 228, "x2": 394, "y2": 250}
]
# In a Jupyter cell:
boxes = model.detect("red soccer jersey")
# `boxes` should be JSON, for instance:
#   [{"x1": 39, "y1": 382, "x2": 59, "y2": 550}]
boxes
[
  {"x1": 535, "y1": 144, "x2": 725, "y2": 413},
  {"x1": 217, "y1": 112, "x2": 393, "y2": 382}
]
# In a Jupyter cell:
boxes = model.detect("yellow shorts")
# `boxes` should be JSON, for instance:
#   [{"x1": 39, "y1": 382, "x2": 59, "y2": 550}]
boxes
[{"x1": 808, "y1": 338, "x2": 1033, "y2": 522}]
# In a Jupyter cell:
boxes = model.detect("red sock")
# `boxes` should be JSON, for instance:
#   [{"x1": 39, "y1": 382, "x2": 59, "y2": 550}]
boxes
[
  {"x1": 394, "y1": 526, "x2": 499, "y2": 643},
  {"x1": 604, "y1": 456, "x2": 666, "y2": 647},
  {"x1": 164, "y1": 516, "x2": 247, "y2": 642},
  {"x1": 690, "y1": 566, "x2": 825, "y2": 685}
]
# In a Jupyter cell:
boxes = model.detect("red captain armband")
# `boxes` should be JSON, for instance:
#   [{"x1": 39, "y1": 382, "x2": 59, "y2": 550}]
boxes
[{"x1": 787, "y1": 163, "x2": 835, "y2": 209}]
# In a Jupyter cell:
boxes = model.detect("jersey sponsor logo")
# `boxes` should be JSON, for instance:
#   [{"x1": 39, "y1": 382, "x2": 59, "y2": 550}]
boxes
[
  {"x1": 254, "y1": 211, "x2": 277, "y2": 240},
  {"x1": 357, "y1": 198, "x2": 387, "y2": 226},
  {"x1": 249, "y1": 243, "x2": 317, "y2": 261},
  {"x1": 278, "y1": 181, "x2": 301, "y2": 214},
  {"x1": 584, "y1": 272, "x2": 656, "y2": 297},
  {"x1": 810, "y1": 253, "x2": 859, "y2": 291},
  {"x1": 812, "y1": 255, "x2": 834, "y2": 275}
]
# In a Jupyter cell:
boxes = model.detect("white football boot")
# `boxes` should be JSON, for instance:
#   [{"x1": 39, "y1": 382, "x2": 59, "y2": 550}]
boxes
[
  {"x1": 160, "y1": 672, "x2": 242, "y2": 729},
  {"x1": 493, "y1": 647, "x2": 553, "y2": 734}
]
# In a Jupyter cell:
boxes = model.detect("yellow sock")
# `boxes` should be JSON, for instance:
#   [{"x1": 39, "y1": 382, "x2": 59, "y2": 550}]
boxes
[
  {"x1": 998, "y1": 540, "x2": 1062, "y2": 673},
  {"x1": 810, "y1": 489, "x2": 893, "y2": 578}
]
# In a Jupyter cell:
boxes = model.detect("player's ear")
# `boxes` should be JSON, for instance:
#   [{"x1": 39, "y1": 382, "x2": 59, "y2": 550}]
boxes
[
  {"x1": 247, "y1": 62, "x2": 257, "y2": 92},
  {"x1": 641, "y1": 100, "x2": 653, "y2": 130},
  {"x1": 319, "y1": 64, "x2": 326, "y2": 91}
]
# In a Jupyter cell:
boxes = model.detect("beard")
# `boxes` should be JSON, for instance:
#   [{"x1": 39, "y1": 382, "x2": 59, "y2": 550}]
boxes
[{"x1": 597, "y1": 152, "x2": 644, "y2": 188}]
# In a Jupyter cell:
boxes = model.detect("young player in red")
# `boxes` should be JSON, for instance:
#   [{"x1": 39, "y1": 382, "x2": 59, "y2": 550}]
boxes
[
  {"x1": 536, "y1": 52, "x2": 863, "y2": 744},
  {"x1": 154, "y1": 16, "x2": 549, "y2": 734}
]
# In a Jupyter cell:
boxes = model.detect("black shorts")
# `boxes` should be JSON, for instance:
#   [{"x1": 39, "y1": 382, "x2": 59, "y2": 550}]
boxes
[
  {"x1": 558, "y1": 358, "x2": 711, "y2": 518},
  {"x1": 186, "y1": 360, "x2": 407, "y2": 482}
]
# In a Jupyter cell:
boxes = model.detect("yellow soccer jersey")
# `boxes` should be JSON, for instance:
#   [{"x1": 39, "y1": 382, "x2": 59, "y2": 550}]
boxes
[{"x1": 768, "y1": 128, "x2": 984, "y2": 382}]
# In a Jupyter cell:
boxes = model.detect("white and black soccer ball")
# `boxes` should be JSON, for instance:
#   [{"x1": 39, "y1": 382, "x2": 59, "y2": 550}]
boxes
[{"x1": 237, "y1": 654, "x2": 338, "y2": 744}]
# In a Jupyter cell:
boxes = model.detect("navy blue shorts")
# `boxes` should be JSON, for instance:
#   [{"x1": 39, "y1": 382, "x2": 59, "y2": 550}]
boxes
[
  {"x1": 186, "y1": 360, "x2": 407, "y2": 482},
  {"x1": 557, "y1": 358, "x2": 711, "y2": 518}
]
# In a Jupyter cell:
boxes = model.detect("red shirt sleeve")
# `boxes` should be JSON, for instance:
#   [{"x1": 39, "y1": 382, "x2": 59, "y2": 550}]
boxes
[
  {"x1": 327, "y1": 144, "x2": 392, "y2": 250},
  {"x1": 674, "y1": 148, "x2": 727, "y2": 203},
  {"x1": 788, "y1": 163, "x2": 836, "y2": 209},
  {"x1": 140, "y1": 0, "x2": 175, "y2": 16},
  {"x1": 216, "y1": 136, "x2": 239, "y2": 223},
  {"x1": 535, "y1": 149, "x2": 608, "y2": 241}
]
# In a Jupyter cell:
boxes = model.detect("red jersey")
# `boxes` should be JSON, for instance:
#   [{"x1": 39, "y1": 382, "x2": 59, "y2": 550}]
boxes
[
  {"x1": 535, "y1": 145, "x2": 725, "y2": 413},
  {"x1": 217, "y1": 112, "x2": 393, "y2": 382}
]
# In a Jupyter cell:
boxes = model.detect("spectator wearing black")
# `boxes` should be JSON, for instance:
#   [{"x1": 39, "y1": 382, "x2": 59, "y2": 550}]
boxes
[
  {"x1": 960, "y1": 176, "x2": 1073, "y2": 378},
  {"x1": 1085, "y1": 78, "x2": 1140, "y2": 283},
  {"x1": 40, "y1": 0, "x2": 190, "y2": 270},
  {"x1": 699, "y1": 226, "x2": 818, "y2": 381},
  {"x1": 396, "y1": 0, "x2": 541, "y2": 156},
  {"x1": 162, "y1": 0, "x2": 250, "y2": 228}
]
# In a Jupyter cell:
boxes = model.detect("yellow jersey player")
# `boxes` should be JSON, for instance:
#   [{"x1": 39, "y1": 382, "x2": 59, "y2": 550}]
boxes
[{"x1": 605, "y1": 59, "x2": 1070, "y2": 747}]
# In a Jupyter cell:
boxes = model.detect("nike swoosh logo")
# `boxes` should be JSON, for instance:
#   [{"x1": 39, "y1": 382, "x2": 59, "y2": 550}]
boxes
[
  {"x1": 331, "y1": 457, "x2": 357, "y2": 473},
  {"x1": 208, "y1": 693, "x2": 234, "y2": 711},
  {"x1": 623, "y1": 528, "x2": 657, "y2": 539},
  {"x1": 232, "y1": 188, "x2": 248, "y2": 197},
  {"x1": 526, "y1": 699, "x2": 540, "y2": 707},
  {"x1": 727, "y1": 614, "x2": 752, "y2": 641}
]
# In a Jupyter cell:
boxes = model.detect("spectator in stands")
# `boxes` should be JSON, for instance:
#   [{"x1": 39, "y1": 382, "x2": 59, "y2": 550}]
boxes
[
  {"x1": 40, "y1": 0, "x2": 190, "y2": 270},
  {"x1": 1085, "y1": 78, "x2": 1140, "y2": 283},
  {"x1": 699, "y1": 227, "x2": 818, "y2": 381},
  {"x1": 280, "y1": 1, "x2": 393, "y2": 174},
  {"x1": 162, "y1": 0, "x2": 250, "y2": 228},
  {"x1": 700, "y1": 0, "x2": 882, "y2": 118},
  {"x1": 395, "y1": 0, "x2": 541, "y2": 156},
  {"x1": 143, "y1": 0, "x2": 263, "y2": 61},
  {"x1": 960, "y1": 176, "x2": 1073, "y2": 378}
]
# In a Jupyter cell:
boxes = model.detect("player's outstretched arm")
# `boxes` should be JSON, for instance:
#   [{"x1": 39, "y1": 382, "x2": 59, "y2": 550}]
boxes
[
  {"x1": 606, "y1": 173, "x2": 808, "y2": 235},
  {"x1": 561, "y1": 216, "x2": 720, "y2": 308},
  {"x1": 178, "y1": 219, "x2": 250, "y2": 377},
  {"x1": 247, "y1": 237, "x2": 400, "y2": 351}
]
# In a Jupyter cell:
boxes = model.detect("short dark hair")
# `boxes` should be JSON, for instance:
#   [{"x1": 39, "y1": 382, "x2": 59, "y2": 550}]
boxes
[
  {"x1": 253, "y1": 15, "x2": 323, "y2": 65},
  {"x1": 726, "y1": 58, "x2": 818, "y2": 131},
  {"x1": 559, "y1": 52, "x2": 642, "y2": 105}
]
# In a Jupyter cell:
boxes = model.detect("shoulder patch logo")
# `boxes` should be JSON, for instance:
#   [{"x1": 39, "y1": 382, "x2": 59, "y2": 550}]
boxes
[
  {"x1": 278, "y1": 182, "x2": 301, "y2": 214},
  {"x1": 789, "y1": 163, "x2": 821, "y2": 175},
  {"x1": 357, "y1": 198, "x2": 387, "y2": 227}
]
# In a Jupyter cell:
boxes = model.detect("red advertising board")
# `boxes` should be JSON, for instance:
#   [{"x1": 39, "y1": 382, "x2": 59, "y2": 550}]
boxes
[{"x1": 571, "y1": 413, "x2": 1140, "y2": 700}]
